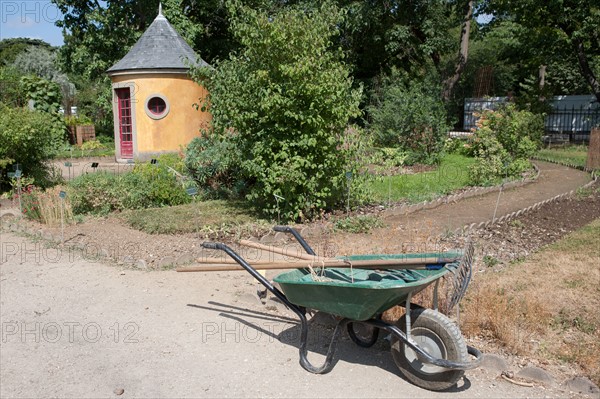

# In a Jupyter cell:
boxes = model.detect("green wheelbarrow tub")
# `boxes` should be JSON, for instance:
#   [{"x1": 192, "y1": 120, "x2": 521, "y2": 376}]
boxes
[{"x1": 273, "y1": 251, "x2": 461, "y2": 321}]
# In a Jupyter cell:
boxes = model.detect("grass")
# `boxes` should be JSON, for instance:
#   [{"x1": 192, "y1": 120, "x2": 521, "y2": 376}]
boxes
[
  {"x1": 368, "y1": 154, "x2": 476, "y2": 204},
  {"x1": 536, "y1": 145, "x2": 588, "y2": 168},
  {"x1": 462, "y1": 219, "x2": 600, "y2": 385},
  {"x1": 121, "y1": 199, "x2": 270, "y2": 236},
  {"x1": 53, "y1": 147, "x2": 115, "y2": 159}
]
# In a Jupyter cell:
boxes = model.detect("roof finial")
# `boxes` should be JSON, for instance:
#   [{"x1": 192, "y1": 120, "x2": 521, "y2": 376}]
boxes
[{"x1": 158, "y1": 2, "x2": 163, "y2": 16}]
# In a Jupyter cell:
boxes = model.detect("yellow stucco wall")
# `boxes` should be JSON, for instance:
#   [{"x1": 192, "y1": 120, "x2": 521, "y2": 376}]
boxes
[{"x1": 111, "y1": 73, "x2": 210, "y2": 160}]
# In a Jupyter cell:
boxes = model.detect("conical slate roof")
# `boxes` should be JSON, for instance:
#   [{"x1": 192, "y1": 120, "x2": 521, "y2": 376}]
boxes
[{"x1": 107, "y1": 9, "x2": 208, "y2": 74}]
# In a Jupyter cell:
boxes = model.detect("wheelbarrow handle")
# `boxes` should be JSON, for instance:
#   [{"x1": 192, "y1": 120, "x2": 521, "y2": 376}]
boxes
[
  {"x1": 272, "y1": 226, "x2": 316, "y2": 256},
  {"x1": 201, "y1": 242, "x2": 219, "y2": 250},
  {"x1": 201, "y1": 241, "x2": 303, "y2": 313}
]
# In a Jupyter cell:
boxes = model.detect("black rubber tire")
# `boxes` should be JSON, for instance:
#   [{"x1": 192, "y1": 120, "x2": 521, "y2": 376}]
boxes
[
  {"x1": 390, "y1": 308, "x2": 468, "y2": 391},
  {"x1": 347, "y1": 322, "x2": 379, "y2": 348}
]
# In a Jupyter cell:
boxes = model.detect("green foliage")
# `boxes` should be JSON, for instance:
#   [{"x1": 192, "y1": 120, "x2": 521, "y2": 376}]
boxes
[
  {"x1": 70, "y1": 76, "x2": 113, "y2": 136},
  {"x1": 482, "y1": 0, "x2": 600, "y2": 102},
  {"x1": 191, "y1": 2, "x2": 362, "y2": 221},
  {"x1": 0, "y1": 38, "x2": 53, "y2": 66},
  {"x1": 0, "y1": 66, "x2": 25, "y2": 107},
  {"x1": 80, "y1": 139, "x2": 105, "y2": 151},
  {"x1": 443, "y1": 137, "x2": 473, "y2": 156},
  {"x1": 65, "y1": 114, "x2": 93, "y2": 127},
  {"x1": 12, "y1": 45, "x2": 76, "y2": 110},
  {"x1": 468, "y1": 104, "x2": 543, "y2": 185},
  {"x1": 0, "y1": 104, "x2": 65, "y2": 187},
  {"x1": 20, "y1": 75, "x2": 62, "y2": 113},
  {"x1": 368, "y1": 73, "x2": 450, "y2": 164},
  {"x1": 333, "y1": 215, "x2": 385, "y2": 234},
  {"x1": 68, "y1": 160, "x2": 191, "y2": 215},
  {"x1": 184, "y1": 133, "x2": 244, "y2": 198},
  {"x1": 373, "y1": 148, "x2": 409, "y2": 168}
]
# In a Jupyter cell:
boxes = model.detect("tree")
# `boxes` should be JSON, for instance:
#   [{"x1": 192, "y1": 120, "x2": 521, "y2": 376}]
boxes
[
  {"x1": 0, "y1": 104, "x2": 65, "y2": 187},
  {"x1": 12, "y1": 46, "x2": 76, "y2": 112},
  {"x1": 442, "y1": 0, "x2": 473, "y2": 101},
  {"x1": 191, "y1": 1, "x2": 362, "y2": 220},
  {"x1": 482, "y1": 0, "x2": 600, "y2": 102},
  {"x1": 0, "y1": 38, "x2": 53, "y2": 66}
]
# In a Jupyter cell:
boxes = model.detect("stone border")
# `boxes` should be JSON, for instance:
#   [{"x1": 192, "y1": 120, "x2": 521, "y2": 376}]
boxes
[
  {"x1": 384, "y1": 162, "x2": 541, "y2": 219},
  {"x1": 453, "y1": 159, "x2": 598, "y2": 236}
]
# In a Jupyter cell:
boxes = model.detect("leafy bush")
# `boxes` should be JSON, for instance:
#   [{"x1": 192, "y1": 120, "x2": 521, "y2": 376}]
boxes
[
  {"x1": 190, "y1": 2, "x2": 362, "y2": 221},
  {"x1": 0, "y1": 104, "x2": 65, "y2": 188},
  {"x1": 469, "y1": 104, "x2": 543, "y2": 185},
  {"x1": 64, "y1": 114, "x2": 93, "y2": 127},
  {"x1": 443, "y1": 137, "x2": 474, "y2": 156},
  {"x1": 68, "y1": 160, "x2": 191, "y2": 215},
  {"x1": 184, "y1": 133, "x2": 244, "y2": 198},
  {"x1": 374, "y1": 148, "x2": 409, "y2": 168},
  {"x1": 20, "y1": 185, "x2": 74, "y2": 226},
  {"x1": 80, "y1": 139, "x2": 105, "y2": 151},
  {"x1": 20, "y1": 75, "x2": 62, "y2": 114},
  {"x1": 368, "y1": 73, "x2": 450, "y2": 165},
  {"x1": 0, "y1": 66, "x2": 25, "y2": 107}
]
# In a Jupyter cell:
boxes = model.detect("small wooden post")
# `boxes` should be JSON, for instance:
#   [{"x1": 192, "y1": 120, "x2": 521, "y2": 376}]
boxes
[{"x1": 587, "y1": 127, "x2": 600, "y2": 170}]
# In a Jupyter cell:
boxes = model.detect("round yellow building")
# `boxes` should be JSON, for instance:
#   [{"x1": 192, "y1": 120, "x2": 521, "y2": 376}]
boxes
[{"x1": 107, "y1": 7, "x2": 210, "y2": 162}]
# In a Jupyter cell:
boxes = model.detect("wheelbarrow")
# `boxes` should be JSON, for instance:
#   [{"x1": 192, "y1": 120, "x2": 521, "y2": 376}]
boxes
[{"x1": 195, "y1": 226, "x2": 482, "y2": 391}]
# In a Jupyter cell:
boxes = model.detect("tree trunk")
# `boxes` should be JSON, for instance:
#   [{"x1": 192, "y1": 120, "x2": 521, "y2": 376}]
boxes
[
  {"x1": 538, "y1": 64, "x2": 546, "y2": 101},
  {"x1": 573, "y1": 37, "x2": 600, "y2": 103},
  {"x1": 442, "y1": 0, "x2": 473, "y2": 102}
]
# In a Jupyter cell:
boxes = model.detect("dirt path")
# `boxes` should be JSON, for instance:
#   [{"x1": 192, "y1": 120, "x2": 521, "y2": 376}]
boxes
[
  {"x1": 328, "y1": 160, "x2": 591, "y2": 255},
  {"x1": 0, "y1": 232, "x2": 586, "y2": 398}
]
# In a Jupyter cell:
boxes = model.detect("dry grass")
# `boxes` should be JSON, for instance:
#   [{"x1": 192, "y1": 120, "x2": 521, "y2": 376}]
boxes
[
  {"x1": 21, "y1": 186, "x2": 74, "y2": 227},
  {"x1": 462, "y1": 219, "x2": 600, "y2": 384}
]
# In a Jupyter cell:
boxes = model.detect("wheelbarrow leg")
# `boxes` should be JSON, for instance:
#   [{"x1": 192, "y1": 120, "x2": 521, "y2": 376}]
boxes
[
  {"x1": 202, "y1": 242, "x2": 347, "y2": 374},
  {"x1": 297, "y1": 315, "x2": 350, "y2": 374}
]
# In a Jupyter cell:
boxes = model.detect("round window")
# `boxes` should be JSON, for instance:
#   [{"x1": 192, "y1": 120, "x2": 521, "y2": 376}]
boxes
[{"x1": 145, "y1": 94, "x2": 170, "y2": 120}]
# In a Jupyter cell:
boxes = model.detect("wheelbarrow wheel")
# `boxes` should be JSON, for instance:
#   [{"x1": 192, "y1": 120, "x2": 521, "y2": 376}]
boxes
[
  {"x1": 347, "y1": 322, "x2": 379, "y2": 348},
  {"x1": 390, "y1": 308, "x2": 468, "y2": 391}
]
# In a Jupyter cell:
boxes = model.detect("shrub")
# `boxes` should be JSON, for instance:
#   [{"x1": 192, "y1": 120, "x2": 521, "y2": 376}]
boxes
[
  {"x1": 184, "y1": 133, "x2": 244, "y2": 198},
  {"x1": 190, "y1": 2, "x2": 362, "y2": 221},
  {"x1": 80, "y1": 139, "x2": 105, "y2": 151},
  {"x1": 469, "y1": 104, "x2": 543, "y2": 185},
  {"x1": 0, "y1": 104, "x2": 65, "y2": 188},
  {"x1": 68, "y1": 160, "x2": 191, "y2": 215},
  {"x1": 368, "y1": 73, "x2": 450, "y2": 165},
  {"x1": 443, "y1": 137, "x2": 474, "y2": 156},
  {"x1": 20, "y1": 185, "x2": 73, "y2": 226}
]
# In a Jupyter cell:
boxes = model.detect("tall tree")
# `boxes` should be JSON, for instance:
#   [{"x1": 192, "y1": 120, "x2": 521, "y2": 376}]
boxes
[
  {"x1": 191, "y1": 1, "x2": 362, "y2": 220},
  {"x1": 483, "y1": 0, "x2": 600, "y2": 102},
  {"x1": 442, "y1": 0, "x2": 473, "y2": 101}
]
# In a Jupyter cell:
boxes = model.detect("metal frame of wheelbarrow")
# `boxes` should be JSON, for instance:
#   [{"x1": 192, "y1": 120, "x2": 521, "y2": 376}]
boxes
[{"x1": 202, "y1": 226, "x2": 482, "y2": 375}]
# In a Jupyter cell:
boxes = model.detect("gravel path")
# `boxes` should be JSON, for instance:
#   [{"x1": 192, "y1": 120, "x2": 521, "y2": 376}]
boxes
[
  {"x1": 0, "y1": 232, "x2": 590, "y2": 398},
  {"x1": 1, "y1": 160, "x2": 598, "y2": 398}
]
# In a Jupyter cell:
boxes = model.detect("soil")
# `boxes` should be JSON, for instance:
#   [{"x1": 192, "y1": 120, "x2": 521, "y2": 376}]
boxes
[
  {"x1": 1, "y1": 160, "x2": 600, "y2": 398},
  {"x1": 3, "y1": 160, "x2": 591, "y2": 270}
]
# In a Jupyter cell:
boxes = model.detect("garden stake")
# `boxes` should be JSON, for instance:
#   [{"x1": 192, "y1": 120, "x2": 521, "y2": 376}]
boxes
[
  {"x1": 345, "y1": 171, "x2": 353, "y2": 214},
  {"x1": 274, "y1": 194, "x2": 284, "y2": 224},
  {"x1": 59, "y1": 191, "x2": 67, "y2": 243}
]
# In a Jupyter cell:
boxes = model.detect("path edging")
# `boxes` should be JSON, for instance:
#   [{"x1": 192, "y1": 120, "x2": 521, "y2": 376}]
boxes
[{"x1": 453, "y1": 159, "x2": 598, "y2": 236}]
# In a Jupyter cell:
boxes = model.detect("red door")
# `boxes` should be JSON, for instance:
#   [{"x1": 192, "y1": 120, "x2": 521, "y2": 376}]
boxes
[{"x1": 115, "y1": 88, "x2": 133, "y2": 158}]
